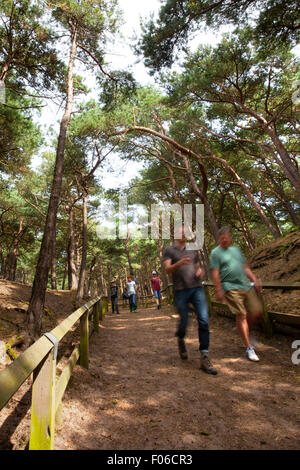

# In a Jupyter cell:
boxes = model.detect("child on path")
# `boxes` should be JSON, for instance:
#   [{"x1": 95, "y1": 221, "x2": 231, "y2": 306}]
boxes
[
  {"x1": 127, "y1": 275, "x2": 137, "y2": 312},
  {"x1": 151, "y1": 271, "x2": 162, "y2": 309},
  {"x1": 110, "y1": 280, "x2": 119, "y2": 314}
]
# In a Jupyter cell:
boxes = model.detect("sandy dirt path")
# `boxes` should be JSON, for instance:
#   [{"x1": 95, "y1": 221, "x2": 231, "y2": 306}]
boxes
[{"x1": 53, "y1": 304, "x2": 300, "y2": 450}]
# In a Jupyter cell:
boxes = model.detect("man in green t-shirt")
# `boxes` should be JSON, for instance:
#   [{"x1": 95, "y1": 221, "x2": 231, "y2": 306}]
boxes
[{"x1": 210, "y1": 227, "x2": 263, "y2": 362}]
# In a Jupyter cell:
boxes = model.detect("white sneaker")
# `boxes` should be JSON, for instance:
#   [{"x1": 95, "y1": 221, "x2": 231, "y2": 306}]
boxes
[{"x1": 246, "y1": 346, "x2": 259, "y2": 362}]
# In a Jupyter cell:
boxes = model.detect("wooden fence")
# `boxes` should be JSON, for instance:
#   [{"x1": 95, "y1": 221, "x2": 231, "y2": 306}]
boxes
[
  {"x1": 0, "y1": 295, "x2": 108, "y2": 450},
  {"x1": 1, "y1": 281, "x2": 299, "y2": 450},
  {"x1": 164, "y1": 281, "x2": 300, "y2": 337}
]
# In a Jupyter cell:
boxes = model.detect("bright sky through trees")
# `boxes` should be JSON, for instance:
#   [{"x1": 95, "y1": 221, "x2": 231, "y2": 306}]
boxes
[{"x1": 32, "y1": 1, "x2": 300, "y2": 190}]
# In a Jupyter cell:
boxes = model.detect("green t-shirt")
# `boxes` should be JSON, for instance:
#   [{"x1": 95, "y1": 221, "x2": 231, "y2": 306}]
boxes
[{"x1": 209, "y1": 245, "x2": 251, "y2": 292}]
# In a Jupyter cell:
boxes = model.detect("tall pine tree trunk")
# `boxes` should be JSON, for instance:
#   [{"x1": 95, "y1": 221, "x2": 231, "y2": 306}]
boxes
[
  {"x1": 27, "y1": 25, "x2": 77, "y2": 339},
  {"x1": 8, "y1": 219, "x2": 24, "y2": 281},
  {"x1": 76, "y1": 189, "x2": 88, "y2": 302},
  {"x1": 51, "y1": 219, "x2": 57, "y2": 289},
  {"x1": 67, "y1": 205, "x2": 78, "y2": 290}
]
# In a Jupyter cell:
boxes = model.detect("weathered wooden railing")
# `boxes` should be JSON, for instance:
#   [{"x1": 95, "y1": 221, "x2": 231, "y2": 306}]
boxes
[
  {"x1": 0, "y1": 294, "x2": 108, "y2": 450},
  {"x1": 164, "y1": 281, "x2": 300, "y2": 337}
]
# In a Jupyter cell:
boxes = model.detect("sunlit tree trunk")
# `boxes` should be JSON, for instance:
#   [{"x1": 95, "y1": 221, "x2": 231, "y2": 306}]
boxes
[{"x1": 27, "y1": 25, "x2": 77, "y2": 339}]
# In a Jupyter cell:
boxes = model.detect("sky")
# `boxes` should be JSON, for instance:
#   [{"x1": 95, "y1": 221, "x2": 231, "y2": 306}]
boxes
[
  {"x1": 33, "y1": 0, "x2": 235, "y2": 189},
  {"x1": 33, "y1": 1, "x2": 300, "y2": 190},
  {"x1": 88, "y1": 0, "x2": 234, "y2": 190},
  {"x1": 92, "y1": 0, "x2": 163, "y2": 190},
  {"x1": 32, "y1": 0, "x2": 163, "y2": 185}
]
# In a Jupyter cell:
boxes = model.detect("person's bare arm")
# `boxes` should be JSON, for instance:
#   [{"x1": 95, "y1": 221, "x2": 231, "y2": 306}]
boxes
[
  {"x1": 243, "y1": 263, "x2": 262, "y2": 292},
  {"x1": 163, "y1": 256, "x2": 191, "y2": 275},
  {"x1": 211, "y1": 268, "x2": 224, "y2": 301},
  {"x1": 194, "y1": 261, "x2": 204, "y2": 279}
]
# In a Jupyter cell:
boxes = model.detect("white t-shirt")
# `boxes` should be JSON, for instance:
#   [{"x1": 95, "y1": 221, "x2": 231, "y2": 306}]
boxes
[{"x1": 127, "y1": 281, "x2": 136, "y2": 295}]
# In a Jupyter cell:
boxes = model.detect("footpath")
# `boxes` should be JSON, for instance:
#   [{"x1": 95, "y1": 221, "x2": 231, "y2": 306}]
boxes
[{"x1": 53, "y1": 304, "x2": 300, "y2": 450}]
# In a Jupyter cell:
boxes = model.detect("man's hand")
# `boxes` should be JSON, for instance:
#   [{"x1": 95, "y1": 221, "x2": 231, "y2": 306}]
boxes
[
  {"x1": 177, "y1": 256, "x2": 192, "y2": 267},
  {"x1": 254, "y1": 278, "x2": 262, "y2": 293},
  {"x1": 195, "y1": 268, "x2": 204, "y2": 279},
  {"x1": 164, "y1": 256, "x2": 191, "y2": 275},
  {"x1": 216, "y1": 288, "x2": 225, "y2": 302},
  {"x1": 244, "y1": 264, "x2": 262, "y2": 293}
]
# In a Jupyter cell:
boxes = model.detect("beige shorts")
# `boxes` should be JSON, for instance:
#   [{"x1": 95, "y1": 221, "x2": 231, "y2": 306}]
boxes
[{"x1": 224, "y1": 287, "x2": 263, "y2": 316}]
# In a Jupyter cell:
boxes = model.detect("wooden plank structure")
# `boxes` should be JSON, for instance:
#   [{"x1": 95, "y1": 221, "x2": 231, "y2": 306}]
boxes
[
  {"x1": 137, "y1": 281, "x2": 300, "y2": 337},
  {"x1": 0, "y1": 294, "x2": 108, "y2": 450},
  {"x1": 0, "y1": 280, "x2": 299, "y2": 450},
  {"x1": 202, "y1": 281, "x2": 300, "y2": 337}
]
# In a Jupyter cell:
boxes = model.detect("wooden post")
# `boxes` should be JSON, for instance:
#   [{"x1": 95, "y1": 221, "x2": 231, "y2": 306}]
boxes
[
  {"x1": 102, "y1": 297, "x2": 108, "y2": 315},
  {"x1": 93, "y1": 301, "x2": 100, "y2": 333},
  {"x1": 204, "y1": 286, "x2": 213, "y2": 316},
  {"x1": 259, "y1": 292, "x2": 274, "y2": 338},
  {"x1": 167, "y1": 285, "x2": 174, "y2": 305},
  {"x1": 80, "y1": 310, "x2": 89, "y2": 369},
  {"x1": 99, "y1": 299, "x2": 103, "y2": 321},
  {"x1": 29, "y1": 348, "x2": 56, "y2": 450}
]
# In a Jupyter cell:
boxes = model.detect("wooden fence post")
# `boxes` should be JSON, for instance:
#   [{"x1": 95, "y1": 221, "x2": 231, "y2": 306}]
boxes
[
  {"x1": 80, "y1": 310, "x2": 89, "y2": 369},
  {"x1": 167, "y1": 285, "x2": 174, "y2": 305},
  {"x1": 29, "y1": 348, "x2": 56, "y2": 450},
  {"x1": 99, "y1": 299, "x2": 103, "y2": 321},
  {"x1": 93, "y1": 301, "x2": 100, "y2": 333},
  {"x1": 102, "y1": 297, "x2": 108, "y2": 315},
  {"x1": 259, "y1": 292, "x2": 274, "y2": 338},
  {"x1": 204, "y1": 285, "x2": 213, "y2": 316}
]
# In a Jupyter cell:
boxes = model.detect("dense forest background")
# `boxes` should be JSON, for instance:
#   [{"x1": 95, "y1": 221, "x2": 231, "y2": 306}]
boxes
[{"x1": 0, "y1": 0, "x2": 299, "y2": 338}]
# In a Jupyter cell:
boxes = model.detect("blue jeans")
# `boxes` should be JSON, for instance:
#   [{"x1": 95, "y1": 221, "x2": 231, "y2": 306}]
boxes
[
  {"x1": 129, "y1": 293, "x2": 137, "y2": 311},
  {"x1": 111, "y1": 296, "x2": 119, "y2": 314},
  {"x1": 175, "y1": 287, "x2": 209, "y2": 353}
]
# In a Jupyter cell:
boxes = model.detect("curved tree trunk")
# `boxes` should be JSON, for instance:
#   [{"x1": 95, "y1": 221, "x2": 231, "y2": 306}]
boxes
[{"x1": 209, "y1": 152, "x2": 280, "y2": 239}]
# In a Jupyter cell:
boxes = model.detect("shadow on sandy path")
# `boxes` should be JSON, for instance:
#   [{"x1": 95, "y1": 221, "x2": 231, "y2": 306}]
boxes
[{"x1": 54, "y1": 306, "x2": 300, "y2": 450}]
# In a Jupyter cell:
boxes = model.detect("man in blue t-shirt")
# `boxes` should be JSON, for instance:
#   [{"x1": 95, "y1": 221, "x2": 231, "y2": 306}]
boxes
[{"x1": 210, "y1": 227, "x2": 263, "y2": 362}]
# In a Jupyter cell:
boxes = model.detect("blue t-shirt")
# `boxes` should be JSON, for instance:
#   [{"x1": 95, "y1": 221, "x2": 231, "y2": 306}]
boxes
[{"x1": 210, "y1": 245, "x2": 251, "y2": 292}]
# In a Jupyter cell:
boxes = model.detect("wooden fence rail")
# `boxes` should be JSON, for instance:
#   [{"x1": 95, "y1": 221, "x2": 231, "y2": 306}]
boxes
[
  {"x1": 164, "y1": 281, "x2": 300, "y2": 337},
  {"x1": 0, "y1": 294, "x2": 108, "y2": 450},
  {"x1": 1, "y1": 281, "x2": 299, "y2": 449}
]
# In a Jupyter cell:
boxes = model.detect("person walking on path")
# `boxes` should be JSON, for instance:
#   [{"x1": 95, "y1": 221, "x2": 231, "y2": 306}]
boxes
[
  {"x1": 151, "y1": 271, "x2": 162, "y2": 310},
  {"x1": 127, "y1": 275, "x2": 138, "y2": 312},
  {"x1": 210, "y1": 227, "x2": 263, "y2": 362},
  {"x1": 110, "y1": 280, "x2": 119, "y2": 314},
  {"x1": 163, "y1": 227, "x2": 217, "y2": 375}
]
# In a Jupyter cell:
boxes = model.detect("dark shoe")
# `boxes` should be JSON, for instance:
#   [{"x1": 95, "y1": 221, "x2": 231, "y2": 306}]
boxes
[
  {"x1": 200, "y1": 355, "x2": 217, "y2": 375},
  {"x1": 178, "y1": 338, "x2": 188, "y2": 360}
]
